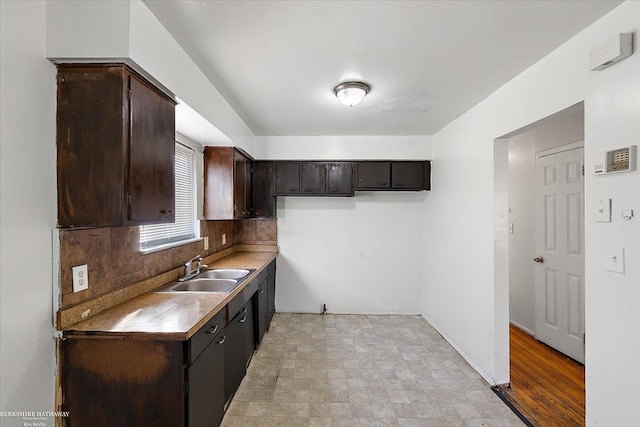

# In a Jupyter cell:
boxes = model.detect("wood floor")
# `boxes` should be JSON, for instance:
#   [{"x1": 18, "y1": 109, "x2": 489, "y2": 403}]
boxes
[{"x1": 502, "y1": 325, "x2": 585, "y2": 427}]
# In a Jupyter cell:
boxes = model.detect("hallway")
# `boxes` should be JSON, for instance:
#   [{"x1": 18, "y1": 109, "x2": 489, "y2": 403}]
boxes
[{"x1": 503, "y1": 326, "x2": 585, "y2": 426}]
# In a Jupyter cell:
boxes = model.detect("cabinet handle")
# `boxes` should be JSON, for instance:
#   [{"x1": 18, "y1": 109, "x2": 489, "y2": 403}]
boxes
[
  {"x1": 239, "y1": 316, "x2": 247, "y2": 323},
  {"x1": 242, "y1": 307, "x2": 247, "y2": 313},
  {"x1": 207, "y1": 325, "x2": 218, "y2": 334},
  {"x1": 217, "y1": 336, "x2": 226, "y2": 344},
  {"x1": 395, "y1": 182, "x2": 404, "y2": 187},
  {"x1": 378, "y1": 182, "x2": 388, "y2": 186},
  {"x1": 259, "y1": 289, "x2": 264, "y2": 294},
  {"x1": 303, "y1": 188, "x2": 313, "y2": 192},
  {"x1": 159, "y1": 209, "x2": 173, "y2": 214},
  {"x1": 329, "y1": 188, "x2": 339, "y2": 193},
  {"x1": 288, "y1": 188, "x2": 297, "y2": 192}
]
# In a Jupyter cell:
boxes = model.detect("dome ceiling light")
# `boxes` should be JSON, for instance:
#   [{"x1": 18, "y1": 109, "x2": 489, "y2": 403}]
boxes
[{"x1": 334, "y1": 81, "x2": 370, "y2": 107}]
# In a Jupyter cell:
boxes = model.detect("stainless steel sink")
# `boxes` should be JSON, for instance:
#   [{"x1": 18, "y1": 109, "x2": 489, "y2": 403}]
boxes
[
  {"x1": 154, "y1": 268, "x2": 254, "y2": 293},
  {"x1": 172, "y1": 278, "x2": 239, "y2": 293},
  {"x1": 198, "y1": 269, "x2": 251, "y2": 280}
]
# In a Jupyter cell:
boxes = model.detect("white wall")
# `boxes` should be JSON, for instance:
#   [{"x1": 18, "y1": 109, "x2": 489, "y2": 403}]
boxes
[
  {"x1": 0, "y1": 1, "x2": 57, "y2": 424},
  {"x1": 584, "y1": 28, "x2": 640, "y2": 426},
  {"x1": 45, "y1": 0, "x2": 255, "y2": 154},
  {"x1": 256, "y1": 135, "x2": 432, "y2": 160},
  {"x1": 422, "y1": 3, "x2": 639, "y2": 425},
  {"x1": 508, "y1": 108, "x2": 584, "y2": 334},
  {"x1": 262, "y1": 136, "x2": 431, "y2": 314}
]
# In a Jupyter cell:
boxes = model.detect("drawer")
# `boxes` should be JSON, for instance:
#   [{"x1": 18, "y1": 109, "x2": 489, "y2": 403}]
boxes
[
  {"x1": 226, "y1": 272, "x2": 264, "y2": 322},
  {"x1": 187, "y1": 308, "x2": 225, "y2": 365}
]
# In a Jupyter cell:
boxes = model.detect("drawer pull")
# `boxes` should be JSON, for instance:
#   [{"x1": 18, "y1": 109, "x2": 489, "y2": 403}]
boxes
[
  {"x1": 207, "y1": 325, "x2": 219, "y2": 334},
  {"x1": 217, "y1": 336, "x2": 226, "y2": 344},
  {"x1": 378, "y1": 182, "x2": 388, "y2": 186},
  {"x1": 288, "y1": 188, "x2": 297, "y2": 192},
  {"x1": 329, "y1": 188, "x2": 340, "y2": 193},
  {"x1": 242, "y1": 307, "x2": 247, "y2": 313},
  {"x1": 159, "y1": 209, "x2": 173, "y2": 214},
  {"x1": 239, "y1": 316, "x2": 247, "y2": 323}
]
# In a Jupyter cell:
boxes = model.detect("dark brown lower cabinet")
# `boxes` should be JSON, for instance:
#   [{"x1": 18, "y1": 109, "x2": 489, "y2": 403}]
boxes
[
  {"x1": 188, "y1": 334, "x2": 226, "y2": 427},
  {"x1": 255, "y1": 276, "x2": 269, "y2": 345},
  {"x1": 267, "y1": 260, "x2": 277, "y2": 325},
  {"x1": 62, "y1": 265, "x2": 277, "y2": 427},
  {"x1": 224, "y1": 299, "x2": 255, "y2": 402}
]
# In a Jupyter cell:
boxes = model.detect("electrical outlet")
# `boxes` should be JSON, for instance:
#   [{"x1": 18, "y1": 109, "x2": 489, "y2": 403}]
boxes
[
  {"x1": 222, "y1": 234, "x2": 227, "y2": 245},
  {"x1": 359, "y1": 251, "x2": 365, "y2": 260},
  {"x1": 203, "y1": 236, "x2": 209, "y2": 251},
  {"x1": 72, "y1": 264, "x2": 89, "y2": 293}
]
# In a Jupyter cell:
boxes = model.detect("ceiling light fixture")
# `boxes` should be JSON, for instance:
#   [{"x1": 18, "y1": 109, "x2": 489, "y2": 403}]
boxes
[{"x1": 334, "y1": 81, "x2": 370, "y2": 107}]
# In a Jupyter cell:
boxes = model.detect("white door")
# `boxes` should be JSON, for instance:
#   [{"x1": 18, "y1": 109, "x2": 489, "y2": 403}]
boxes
[{"x1": 534, "y1": 146, "x2": 585, "y2": 363}]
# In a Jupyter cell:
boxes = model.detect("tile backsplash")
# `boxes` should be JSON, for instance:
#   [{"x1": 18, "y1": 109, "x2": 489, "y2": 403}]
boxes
[{"x1": 58, "y1": 220, "x2": 238, "y2": 308}]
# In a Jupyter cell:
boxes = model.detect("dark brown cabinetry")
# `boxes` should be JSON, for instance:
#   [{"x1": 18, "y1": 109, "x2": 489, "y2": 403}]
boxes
[
  {"x1": 275, "y1": 162, "x2": 354, "y2": 196},
  {"x1": 356, "y1": 161, "x2": 431, "y2": 191},
  {"x1": 275, "y1": 162, "x2": 301, "y2": 195},
  {"x1": 252, "y1": 161, "x2": 277, "y2": 218},
  {"x1": 328, "y1": 162, "x2": 354, "y2": 195},
  {"x1": 356, "y1": 162, "x2": 391, "y2": 190},
  {"x1": 56, "y1": 64, "x2": 176, "y2": 227},
  {"x1": 267, "y1": 260, "x2": 277, "y2": 324},
  {"x1": 301, "y1": 162, "x2": 327, "y2": 194},
  {"x1": 204, "y1": 147, "x2": 253, "y2": 219},
  {"x1": 224, "y1": 299, "x2": 255, "y2": 402},
  {"x1": 62, "y1": 309, "x2": 226, "y2": 427}
]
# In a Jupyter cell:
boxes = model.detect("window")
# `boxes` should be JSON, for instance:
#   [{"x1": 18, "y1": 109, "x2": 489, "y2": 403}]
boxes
[{"x1": 140, "y1": 142, "x2": 197, "y2": 251}]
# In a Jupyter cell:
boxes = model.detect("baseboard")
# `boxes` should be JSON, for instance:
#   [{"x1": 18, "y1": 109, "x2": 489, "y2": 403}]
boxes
[
  {"x1": 509, "y1": 320, "x2": 535, "y2": 337},
  {"x1": 421, "y1": 315, "x2": 496, "y2": 386}
]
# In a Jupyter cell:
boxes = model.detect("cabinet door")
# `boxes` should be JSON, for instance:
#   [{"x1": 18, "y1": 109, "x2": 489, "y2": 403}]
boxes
[
  {"x1": 252, "y1": 162, "x2": 276, "y2": 218},
  {"x1": 327, "y1": 163, "x2": 353, "y2": 195},
  {"x1": 224, "y1": 301, "x2": 254, "y2": 402},
  {"x1": 275, "y1": 162, "x2": 300, "y2": 195},
  {"x1": 234, "y1": 150, "x2": 250, "y2": 218},
  {"x1": 188, "y1": 334, "x2": 225, "y2": 427},
  {"x1": 128, "y1": 74, "x2": 175, "y2": 223},
  {"x1": 391, "y1": 162, "x2": 424, "y2": 190},
  {"x1": 301, "y1": 162, "x2": 327, "y2": 194},
  {"x1": 256, "y1": 277, "x2": 269, "y2": 345},
  {"x1": 267, "y1": 261, "x2": 276, "y2": 325},
  {"x1": 356, "y1": 162, "x2": 391, "y2": 190}
]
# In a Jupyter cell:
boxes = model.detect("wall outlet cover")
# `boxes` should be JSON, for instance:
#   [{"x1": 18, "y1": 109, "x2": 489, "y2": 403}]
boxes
[
  {"x1": 606, "y1": 245, "x2": 625, "y2": 274},
  {"x1": 203, "y1": 236, "x2": 209, "y2": 251},
  {"x1": 596, "y1": 199, "x2": 612, "y2": 223},
  {"x1": 222, "y1": 234, "x2": 227, "y2": 245},
  {"x1": 72, "y1": 264, "x2": 89, "y2": 292}
]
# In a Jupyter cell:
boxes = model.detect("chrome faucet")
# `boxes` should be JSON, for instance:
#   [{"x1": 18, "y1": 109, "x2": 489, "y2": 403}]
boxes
[{"x1": 178, "y1": 255, "x2": 208, "y2": 282}]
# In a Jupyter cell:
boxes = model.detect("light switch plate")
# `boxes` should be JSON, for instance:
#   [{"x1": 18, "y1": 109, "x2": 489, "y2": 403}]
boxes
[
  {"x1": 203, "y1": 236, "x2": 209, "y2": 251},
  {"x1": 222, "y1": 234, "x2": 227, "y2": 245},
  {"x1": 72, "y1": 264, "x2": 89, "y2": 292},
  {"x1": 606, "y1": 246, "x2": 625, "y2": 274},
  {"x1": 596, "y1": 199, "x2": 612, "y2": 222}
]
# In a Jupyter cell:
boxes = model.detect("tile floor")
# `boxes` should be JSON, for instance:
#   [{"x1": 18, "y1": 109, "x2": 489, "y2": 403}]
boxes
[{"x1": 222, "y1": 313, "x2": 524, "y2": 427}]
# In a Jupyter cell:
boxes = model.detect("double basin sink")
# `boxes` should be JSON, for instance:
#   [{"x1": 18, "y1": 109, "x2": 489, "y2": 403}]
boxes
[{"x1": 154, "y1": 269, "x2": 254, "y2": 293}]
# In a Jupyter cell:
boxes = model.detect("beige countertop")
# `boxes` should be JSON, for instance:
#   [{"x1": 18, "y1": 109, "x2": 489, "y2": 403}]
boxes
[{"x1": 62, "y1": 251, "x2": 277, "y2": 341}]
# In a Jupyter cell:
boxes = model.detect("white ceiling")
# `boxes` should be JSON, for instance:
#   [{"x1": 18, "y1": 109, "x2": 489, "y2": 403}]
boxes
[{"x1": 146, "y1": 0, "x2": 621, "y2": 136}]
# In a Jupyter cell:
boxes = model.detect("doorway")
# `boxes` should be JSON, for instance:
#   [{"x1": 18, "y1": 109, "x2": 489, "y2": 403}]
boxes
[{"x1": 495, "y1": 103, "x2": 587, "y2": 426}]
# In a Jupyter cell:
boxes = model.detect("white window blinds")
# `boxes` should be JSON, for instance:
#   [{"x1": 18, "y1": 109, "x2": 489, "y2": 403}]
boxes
[{"x1": 140, "y1": 143, "x2": 196, "y2": 249}]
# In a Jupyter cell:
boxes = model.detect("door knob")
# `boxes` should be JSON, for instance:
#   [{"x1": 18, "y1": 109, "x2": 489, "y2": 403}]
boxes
[{"x1": 534, "y1": 257, "x2": 544, "y2": 263}]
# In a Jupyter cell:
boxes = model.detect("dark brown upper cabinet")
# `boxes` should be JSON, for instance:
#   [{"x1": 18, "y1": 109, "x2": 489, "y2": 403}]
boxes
[
  {"x1": 56, "y1": 64, "x2": 176, "y2": 228},
  {"x1": 275, "y1": 162, "x2": 300, "y2": 195},
  {"x1": 301, "y1": 162, "x2": 327, "y2": 194},
  {"x1": 251, "y1": 161, "x2": 277, "y2": 218},
  {"x1": 391, "y1": 161, "x2": 425, "y2": 190},
  {"x1": 327, "y1": 162, "x2": 354, "y2": 196},
  {"x1": 204, "y1": 147, "x2": 253, "y2": 220},
  {"x1": 356, "y1": 161, "x2": 431, "y2": 191},
  {"x1": 356, "y1": 162, "x2": 391, "y2": 190}
]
